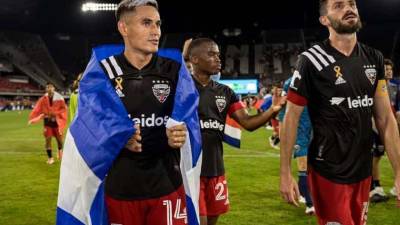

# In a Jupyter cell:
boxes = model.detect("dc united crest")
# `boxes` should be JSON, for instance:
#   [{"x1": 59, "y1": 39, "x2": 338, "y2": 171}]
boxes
[
  {"x1": 152, "y1": 80, "x2": 170, "y2": 103},
  {"x1": 364, "y1": 65, "x2": 377, "y2": 85},
  {"x1": 215, "y1": 96, "x2": 226, "y2": 112}
]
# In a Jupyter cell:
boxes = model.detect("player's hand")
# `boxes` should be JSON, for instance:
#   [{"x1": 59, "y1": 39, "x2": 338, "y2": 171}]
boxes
[
  {"x1": 166, "y1": 124, "x2": 187, "y2": 149},
  {"x1": 125, "y1": 124, "x2": 142, "y2": 152},
  {"x1": 280, "y1": 173, "x2": 300, "y2": 207}
]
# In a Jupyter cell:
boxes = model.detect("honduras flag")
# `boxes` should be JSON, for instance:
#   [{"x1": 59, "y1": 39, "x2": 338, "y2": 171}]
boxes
[{"x1": 56, "y1": 45, "x2": 202, "y2": 225}]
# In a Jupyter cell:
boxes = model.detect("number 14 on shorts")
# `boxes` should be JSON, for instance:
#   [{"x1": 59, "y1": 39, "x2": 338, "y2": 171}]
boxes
[{"x1": 163, "y1": 198, "x2": 187, "y2": 225}]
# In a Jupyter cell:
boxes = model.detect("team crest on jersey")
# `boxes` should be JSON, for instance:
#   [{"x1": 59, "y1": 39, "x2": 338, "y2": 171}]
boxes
[
  {"x1": 215, "y1": 96, "x2": 226, "y2": 112},
  {"x1": 334, "y1": 66, "x2": 346, "y2": 85},
  {"x1": 152, "y1": 80, "x2": 170, "y2": 103},
  {"x1": 364, "y1": 65, "x2": 377, "y2": 85}
]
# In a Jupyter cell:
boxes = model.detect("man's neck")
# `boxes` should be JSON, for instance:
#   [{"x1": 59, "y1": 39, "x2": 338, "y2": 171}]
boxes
[
  {"x1": 193, "y1": 71, "x2": 211, "y2": 87},
  {"x1": 124, "y1": 48, "x2": 153, "y2": 70},
  {"x1": 329, "y1": 30, "x2": 357, "y2": 57}
]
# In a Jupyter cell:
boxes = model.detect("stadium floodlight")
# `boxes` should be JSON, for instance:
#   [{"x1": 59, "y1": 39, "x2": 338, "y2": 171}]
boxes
[{"x1": 81, "y1": 2, "x2": 118, "y2": 12}]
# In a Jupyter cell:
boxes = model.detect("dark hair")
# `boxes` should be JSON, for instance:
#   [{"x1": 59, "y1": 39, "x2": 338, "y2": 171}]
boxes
[
  {"x1": 187, "y1": 38, "x2": 216, "y2": 58},
  {"x1": 319, "y1": 0, "x2": 328, "y2": 16},
  {"x1": 384, "y1": 58, "x2": 394, "y2": 67},
  {"x1": 116, "y1": 0, "x2": 158, "y2": 22},
  {"x1": 46, "y1": 82, "x2": 54, "y2": 87}
]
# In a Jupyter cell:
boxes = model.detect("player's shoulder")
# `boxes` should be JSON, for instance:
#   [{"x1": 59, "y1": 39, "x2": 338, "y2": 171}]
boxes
[
  {"x1": 358, "y1": 42, "x2": 384, "y2": 62},
  {"x1": 155, "y1": 54, "x2": 182, "y2": 75},
  {"x1": 53, "y1": 92, "x2": 65, "y2": 101},
  {"x1": 213, "y1": 81, "x2": 235, "y2": 95},
  {"x1": 298, "y1": 41, "x2": 337, "y2": 72}
]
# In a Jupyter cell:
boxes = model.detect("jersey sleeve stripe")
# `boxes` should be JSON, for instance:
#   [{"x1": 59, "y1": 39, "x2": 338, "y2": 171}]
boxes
[
  {"x1": 309, "y1": 48, "x2": 329, "y2": 67},
  {"x1": 313, "y1": 45, "x2": 336, "y2": 63},
  {"x1": 302, "y1": 52, "x2": 323, "y2": 71},
  {"x1": 100, "y1": 59, "x2": 115, "y2": 79},
  {"x1": 228, "y1": 101, "x2": 245, "y2": 116},
  {"x1": 109, "y1": 56, "x2": 123, "y2": 76},
  {"x1": 287, "y1": 90, "x2": 308, "y2": 106}
]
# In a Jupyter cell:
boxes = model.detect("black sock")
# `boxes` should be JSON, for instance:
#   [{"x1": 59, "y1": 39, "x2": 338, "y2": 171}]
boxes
[
  {"x1": 373, "y1": 180, "x2": 381, "y2": 187},
  {"x1": 298, "y1": 171, "x2": 313, "y2": 207},
  {"x1": 46, "y1": 149, "x2": 52, "y2": 158},
  {"x1": 370, "y1": 181, "x2": 375, "y2": 191}
]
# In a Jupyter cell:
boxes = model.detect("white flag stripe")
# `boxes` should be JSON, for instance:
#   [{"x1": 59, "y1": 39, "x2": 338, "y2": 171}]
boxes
[
  {"x1": 302, "y1": 52, "x2": 323, "y2": 71},
  {"x1": 109, "y1": 56, "x2": 123, "y2": 76},
  {"x1": 58, "y1": 131, "x2": 102, "y2": 225},
  {"x1": 166, "y1": 118, "x2": 202, "y2": 223},
  {"x1": 308, "y1": 48, "x2": 329, "y2": 67},
  {"x1": 101, "y1": 59, "x2": 115, "y2": 79},
  {"x1": 313, "y1": 45, "x2": 336, "y2": 63},
  {"x1": 224, "y1": 124, "x2": 241, "y2": 140}
]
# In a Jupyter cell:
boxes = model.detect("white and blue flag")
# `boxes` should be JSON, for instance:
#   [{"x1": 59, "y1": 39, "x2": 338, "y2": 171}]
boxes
[{"x1": 56, "y1": 45, "x2": 202, "y2": 225}]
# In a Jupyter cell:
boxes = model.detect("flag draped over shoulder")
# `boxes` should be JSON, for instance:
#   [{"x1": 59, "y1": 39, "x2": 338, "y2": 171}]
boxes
[
  {"x1": 160, "y1": 49, "x2": 202, "y2": 225},
  {"x1": 28, "y1": 92, "x2": 67, "y2": 132},
  {"x1": 223, "y1": 115, "x2": 242, "y2": 148},
  {"x1": 56, "y1": 45, "x2": 202, "y2": 225},
  {"x1": 56, "y1": 45, "x2": 134, "y2": 225}
]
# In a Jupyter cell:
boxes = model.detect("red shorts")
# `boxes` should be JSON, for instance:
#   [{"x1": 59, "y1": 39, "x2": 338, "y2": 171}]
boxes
[
  {"x1": 106, "y1": 186, "x2": 187, "y2": 225},
  {"x1": 43, "y1": 126, "x2": 62, "y2": 138},
  {"x1": 199, "y1": 175, "x2": 229, "y2": 217},
  {"x1": 308, "y1": 168, "x2": 371, "y2": 225},
  {"x1": 271, "y1": 118, "x2": 279, "y2": 134}
]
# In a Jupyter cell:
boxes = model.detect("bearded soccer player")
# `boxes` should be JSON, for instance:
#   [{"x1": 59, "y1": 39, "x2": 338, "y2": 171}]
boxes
[
  {"x1": 102, "y1": 1, "x2": 190, "y2": 225},
  {"x1": 187, "y1": 38, "x2": 285, "y2": 225},
  {"x1": 280, "y1": 1, "x2": 400, "y2": 225},
  {"x1": 29, "y1": 83, "x2": 67, "y2": 164}
]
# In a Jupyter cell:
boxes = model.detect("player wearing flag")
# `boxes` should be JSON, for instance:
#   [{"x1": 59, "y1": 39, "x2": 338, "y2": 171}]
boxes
[
  {"x1": 103, "y1": 1, "x2": 190, "y2": 225},
  {"x1": 187, "y1": 38, "x2": 285, "y2": 225},
  {"x1": 29, "y1": 83, "x2": 67, "y2": 164}
]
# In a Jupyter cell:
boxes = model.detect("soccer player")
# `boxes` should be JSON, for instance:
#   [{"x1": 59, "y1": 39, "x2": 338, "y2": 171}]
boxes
[
  {"x1": 187, "y1": 38, "x2": 285, "y2": 225},
  {"x1": 29, "y1": 83, "x2": 67, "y2": 164},
  {"x1": 280, "y1": 1, "x2": 400, "y2": 225},
  {"x1": 67, "y1": 73, "x2": 82, "y2": 124},
  {"x1": 102, "y1": 1, "x2": 189, "y2": 225}
]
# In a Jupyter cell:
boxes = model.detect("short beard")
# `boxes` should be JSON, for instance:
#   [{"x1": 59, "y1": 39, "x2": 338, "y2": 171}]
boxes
[{"x1": 328, "y1": 15, "x2": 363, "y2": 34}]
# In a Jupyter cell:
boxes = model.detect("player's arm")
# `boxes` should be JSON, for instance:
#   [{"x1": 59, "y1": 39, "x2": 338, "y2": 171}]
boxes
[
  {"x1": 231, "y1": 91, "x2": 286, "y2": 131},
  {"x1": 373, "y1": 79, "x2": 400, "y2": 201},
  {"x1": 279, "y1": 100, "x2": 303, "y2": 206}
]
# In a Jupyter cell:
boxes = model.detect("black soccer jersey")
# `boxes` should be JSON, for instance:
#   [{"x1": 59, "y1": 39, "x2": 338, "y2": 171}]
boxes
[
  {"x1": 195, "y1": 79, "x2": 243, "y2": 177},
  {"x1": 288, "y1": 40, "x2": 385, "y2": 184},
  {"x1": 102, "y1": 53, "x2": 183, "y2": 200}
]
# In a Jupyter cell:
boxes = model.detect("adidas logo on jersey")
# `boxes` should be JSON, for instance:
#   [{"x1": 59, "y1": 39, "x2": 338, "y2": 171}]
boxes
[
  {"x1": 330, "y1": 95, "x2": 373, "y2": 109},
  {"x1": 130, "y1": 113, "x2": 169, "y2": 128},
  {"x1": 200, "y1": 119, "x2": 224, "y2": 131},
  {"x1": 335, "y1": 76, "x2": 347, "y2": 85}
]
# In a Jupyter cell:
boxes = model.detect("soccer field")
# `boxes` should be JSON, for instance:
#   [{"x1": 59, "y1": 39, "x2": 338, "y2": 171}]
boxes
[{"x1": 0, "y1": 110, "x2": 398, "y2": 225}]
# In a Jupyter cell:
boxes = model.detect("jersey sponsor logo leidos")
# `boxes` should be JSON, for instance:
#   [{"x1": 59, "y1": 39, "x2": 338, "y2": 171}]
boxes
[
  {"x1": 330, "y1": 95, "x2": 373, "y2": 109},
  {"x1": 200, "y1": 119, "x2": 224, "y2": 131},
  {"x1": 129, "y1": 113, "x2": 169, "y2": 128},
  {"x1": 364, "y1": 65, "x2": 377, "y2": 85},
  {"x1": 152, "y1": 80, "x2": 170, "y2": 103},
  {"x1": 215, "y1": 96, "x2": 227, "y2": 112}
]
